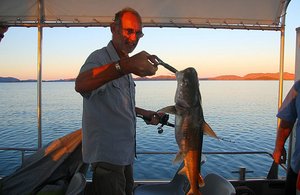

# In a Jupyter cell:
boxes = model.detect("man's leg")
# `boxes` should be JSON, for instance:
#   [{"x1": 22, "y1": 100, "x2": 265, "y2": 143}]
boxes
[
  {"x1": 92, "y1": 162, "x2": 127, "y2": 195},
  {"x1": 124, "y1": 164, "x2": 134, "y2": 195},
  {"x1": 285, "y1": 167, "x2": 298, "y2": 195}
]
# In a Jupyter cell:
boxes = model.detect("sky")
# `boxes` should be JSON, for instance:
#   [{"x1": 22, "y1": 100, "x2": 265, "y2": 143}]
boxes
[{"x1": 0, "y1": 1, "x2": 300, "y2": 80}]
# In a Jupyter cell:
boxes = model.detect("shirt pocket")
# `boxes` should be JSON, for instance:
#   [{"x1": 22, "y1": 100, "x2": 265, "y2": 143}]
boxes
[
  {"x1": 110, "y1": 80, "x2": 124, "y2": 107},
  {"x1": 90, "y1": 84, "x2": 106, "y2": 99},
  {"x1": 112, "y1": 80, "x2": 121, "y2": 89}
]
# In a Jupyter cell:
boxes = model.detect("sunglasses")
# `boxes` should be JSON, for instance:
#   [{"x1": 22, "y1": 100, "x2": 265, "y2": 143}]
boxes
[{"x1": 122, "y1": 28, "x2": 144, "y2": 38}]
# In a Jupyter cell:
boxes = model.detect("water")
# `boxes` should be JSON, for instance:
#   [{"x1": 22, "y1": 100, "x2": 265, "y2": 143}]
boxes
[{"x1": 0, "y1": 80, "x2": 293, "y2": 180}]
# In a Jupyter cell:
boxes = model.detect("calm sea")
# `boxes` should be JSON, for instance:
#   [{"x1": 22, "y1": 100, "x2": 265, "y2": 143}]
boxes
[{"x1": 0, "y1": 80, "x2": 294, "y2": 180}]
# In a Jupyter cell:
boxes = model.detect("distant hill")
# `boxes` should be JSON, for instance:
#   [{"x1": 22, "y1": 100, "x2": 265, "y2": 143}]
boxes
[
  {"x1": 134, "y1": 75, "x2": 175, "y2": 81},
  {"x1": 0, "y1": 77, "x2": 20, "y2": 82},
  {"x1": 0, "y1": 72, "x2": 295, "y2": 82},
  {"x1": 209, "y1": 75, "x2": 242, "y2": 80},
  {"x1": 244, "y1": 72, "x2": 294, "y2": 80},
  {"x1": 210, "y1": 72, "x2": 294, "y2": 80},
  {"x1": 0, "y1": 77, "x2": 74, "y2": 82},
  {"x1": 137, "y1": 72, "x2": 295, "y2": 81},
  {"x1": 46, "y1": 78, "x2": 75, "y2": 82}
]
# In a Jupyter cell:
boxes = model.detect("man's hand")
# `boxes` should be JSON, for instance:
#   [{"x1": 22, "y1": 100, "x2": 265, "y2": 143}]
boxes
[
  {"x1": 120, "y1": 51, "x2": 158, "y2": 77},
  {"x1": 273, "y1": 147, "x2": 286, "y2": 164},
  {"x1": 145, "y1": 112, "x2": 166, "y2": 125},
  {"x1": 273, "y1": 148, "x2": 283, "y2": 164}
]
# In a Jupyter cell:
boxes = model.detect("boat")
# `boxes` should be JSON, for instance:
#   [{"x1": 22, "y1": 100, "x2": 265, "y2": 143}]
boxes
[{"x1": 0, "y1": 0, "x2": 299, "y2": 194}]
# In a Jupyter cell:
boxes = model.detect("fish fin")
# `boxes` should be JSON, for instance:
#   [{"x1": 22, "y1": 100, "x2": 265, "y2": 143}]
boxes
[
  {"x1": 178, "y1": 166, "x2": 187, "y2": 175},
  {"x1": 158, "y1": 106, "x2": 177, "y2": 115},
  {"x1": 173, "y1": 151, "x2": 184, "y2": 164},
  {"x1": 198, "y1": 174, "x2": 205, "y2": 187},
  {"x1": 203, "y1": 121, "x2": 218, "y2": 139}
]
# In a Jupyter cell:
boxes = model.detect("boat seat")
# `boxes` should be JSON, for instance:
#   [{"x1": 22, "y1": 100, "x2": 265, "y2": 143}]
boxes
[
  {"x1": 134, "y1": 162, "x2": 188, "y2": 195},
  {"x1": 200, "y1": 173, "x2": 236, "y2": 195},
  {"x1": 65, "y1": 172, "x2": 86, "y2": 195}
]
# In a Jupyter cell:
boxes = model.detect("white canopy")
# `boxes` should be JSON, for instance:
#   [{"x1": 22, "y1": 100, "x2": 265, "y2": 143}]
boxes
[{"x1": 0, "y1": 0, "x2": 291, "y2": 30}]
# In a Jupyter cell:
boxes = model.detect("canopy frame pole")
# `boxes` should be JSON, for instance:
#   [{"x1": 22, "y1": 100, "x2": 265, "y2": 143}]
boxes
[
  {"x1": 275, "y1": 8, "x2": 287, "y2": 178},
  {"x1": 277, "y1": 24, "x2": 285, "y2": 112},
  {"x1": 294, "y1": 28, "x2": 300, "y2": 80},
  {"x1": 37, "y1": 0, "x2": 44, "y2": 148}
]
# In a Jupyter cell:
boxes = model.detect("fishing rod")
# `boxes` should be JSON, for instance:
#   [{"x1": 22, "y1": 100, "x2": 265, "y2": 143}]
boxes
[
  {"x1": 137, "y1": 113, "x2": 175, "y2": 134},
  {"x1": 155, "y1": 57, "x2": 178, "y2": 74}
]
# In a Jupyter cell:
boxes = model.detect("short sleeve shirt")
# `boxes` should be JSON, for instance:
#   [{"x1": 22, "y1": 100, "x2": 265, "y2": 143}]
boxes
[
  {"x1": 277, "y1": 80, "x2": 300, "y2": 172},
  {"x1": 79, "y1": 41, "x2": 136, "y2": 165}
]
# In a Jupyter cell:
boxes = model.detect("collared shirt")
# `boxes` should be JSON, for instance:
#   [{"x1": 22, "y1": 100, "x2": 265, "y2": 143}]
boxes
[
  {"x1": 277, "y1": 80, "x2": 300, "y2": 172},
  {"x1": 79, "y1": 41, "x2": 136, "y2": 165}
]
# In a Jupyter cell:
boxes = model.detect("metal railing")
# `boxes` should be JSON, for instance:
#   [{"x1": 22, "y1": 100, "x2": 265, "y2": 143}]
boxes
[
  {"x1": 0, "y1": 147, "x2": 37, "y2": 165},
  {"x1": 136, "y1": 150, "x2": 287, "y2": 180},
  {"x1": 0, "y1": 147, "x2": 287, "y2": 180}
]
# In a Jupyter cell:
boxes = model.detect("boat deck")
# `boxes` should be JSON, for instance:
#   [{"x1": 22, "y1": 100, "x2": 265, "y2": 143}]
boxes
[{"x1": 0, "y1": 147, "x2": 288, "y2": 195}]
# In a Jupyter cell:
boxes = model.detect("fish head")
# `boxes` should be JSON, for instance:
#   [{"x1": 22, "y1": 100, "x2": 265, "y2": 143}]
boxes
[{"x1": 175, "y1": 67, "x2": 201, "y2": 108}]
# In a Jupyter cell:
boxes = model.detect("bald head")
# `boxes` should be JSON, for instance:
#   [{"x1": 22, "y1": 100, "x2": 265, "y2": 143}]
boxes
[{"x1": 113, "y1": 7, "x2": 142, "y2": 27}]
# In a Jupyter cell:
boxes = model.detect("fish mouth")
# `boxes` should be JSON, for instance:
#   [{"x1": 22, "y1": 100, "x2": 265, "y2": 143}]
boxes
[{"x1": 176, "y1": 68, "x2": 198, "y2": 82}]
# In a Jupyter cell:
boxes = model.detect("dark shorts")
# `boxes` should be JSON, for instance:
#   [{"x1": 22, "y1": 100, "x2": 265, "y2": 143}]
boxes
[{"x1": 91, "y1": 162, "x2": 134, "y2": 195}]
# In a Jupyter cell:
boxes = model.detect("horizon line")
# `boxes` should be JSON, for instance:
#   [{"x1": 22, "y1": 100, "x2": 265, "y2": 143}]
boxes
[{"x1": 0, "y1": 72, "x2": 295, "y2": 82}]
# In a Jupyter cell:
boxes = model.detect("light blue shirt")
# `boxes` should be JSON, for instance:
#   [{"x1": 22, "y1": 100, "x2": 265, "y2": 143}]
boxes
[
  {"x1": 277, "y1": 80, "x2": 300, "y2": 173},
  {"x1": 79, "y1": 41, "x2": 136, "y2": 165}
]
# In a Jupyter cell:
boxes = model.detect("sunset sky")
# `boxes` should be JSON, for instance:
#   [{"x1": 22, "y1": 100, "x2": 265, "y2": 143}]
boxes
[{"x1": 0, "y1": 1, "x2": 300, "y2": 80}]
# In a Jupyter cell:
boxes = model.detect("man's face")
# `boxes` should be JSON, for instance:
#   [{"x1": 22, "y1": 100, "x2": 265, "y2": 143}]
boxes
[{"x1": 112, "y1": 12, "x2": 143, "y2": 56}]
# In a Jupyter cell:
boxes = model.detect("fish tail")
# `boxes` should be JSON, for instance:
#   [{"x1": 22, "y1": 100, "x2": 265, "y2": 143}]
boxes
[
  {"x1": 186, "y1": 176, "x2": 203, "y2": 195},
  {"x1": 186, "y1": 189, "x2": 202, "y2": 195}
]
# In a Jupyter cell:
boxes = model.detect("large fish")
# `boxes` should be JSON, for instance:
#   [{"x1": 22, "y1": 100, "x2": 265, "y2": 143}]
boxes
[{"x1": 159, "y1": 67, "x2": 217, "y2": 195}]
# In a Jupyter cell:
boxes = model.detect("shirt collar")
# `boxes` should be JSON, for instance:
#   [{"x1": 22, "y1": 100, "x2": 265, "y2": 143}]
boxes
[{"x1": 106, "y1": 41, "x2": 120, "y2": 62}]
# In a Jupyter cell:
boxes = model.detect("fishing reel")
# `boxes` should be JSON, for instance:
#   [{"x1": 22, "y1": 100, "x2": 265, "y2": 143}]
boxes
[
  {"x1": 157, "y1": 114, "x2": 169, "y2": 134},
  {"x1": 136, "y1": 113, "x2": 174, "y2": 134},
  {"x1": 157, "y1": 114, "x2": 174, "y2": 134}
]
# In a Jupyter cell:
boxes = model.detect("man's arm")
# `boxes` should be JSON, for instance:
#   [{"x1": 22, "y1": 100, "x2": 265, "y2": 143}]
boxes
[
  {"x1": 273, "y1": 119, "x2": 294, "y2": 164},
  {"x1": 75, "y1": 62, "x2": 122, "y2": 94},
  {"x1": 75, "y1": 51, "x2": 158, "y2": 94}
]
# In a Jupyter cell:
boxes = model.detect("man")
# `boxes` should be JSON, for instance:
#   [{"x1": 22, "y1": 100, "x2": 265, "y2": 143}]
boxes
[
  {"x1": 0, "y1": 25, "x2": 8, "y2": 42},
  {"x1": 273, "y1": 80, "x2": 300, "y2": 195},
  {"x1": 75, "y1": 7, "x2": 163, "y2": 195}
]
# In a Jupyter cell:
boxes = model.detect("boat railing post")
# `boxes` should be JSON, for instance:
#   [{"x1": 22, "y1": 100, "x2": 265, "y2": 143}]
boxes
[
  {"x1": 238, "y1": 167, "x2": 246, "y2": 181},
  {"x1": 21, "y1": 150, "x2": 25, "y2": 164},
  {"x1": 232, "y1": 167, "x2": 253, "y2": 181},
  {"x1": 37, "y1": 0, "x2": 45, "y2": 149}
]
